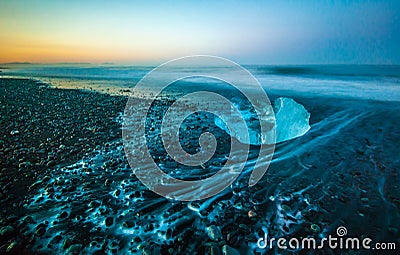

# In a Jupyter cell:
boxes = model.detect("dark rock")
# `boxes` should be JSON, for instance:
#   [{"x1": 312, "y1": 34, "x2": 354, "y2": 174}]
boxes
[
  {"x1": 66, "y1": 244, "x2": 82, "y2": 255},
  {"x1": 222, "y1": 245, "x2": 240, "y2": 255},
  {"x1": 88, "y1": 201, "x2": 101, "y2": 208},
  {"x1": 114, "y1": 189, "x2": 121, "y2": 196},
  {"x1": 122, "y1": 220, "x2": 135, "y2": 228},
  {"x1": 42, "y1": 175, "x2": 51, "y2": 182},
  {"x1": 59, "y1": 211, "x2": 68, "y2": 219},
  {"x1": 46, "y1": 160, "x2": 55, "y2": 167},
  {"x1": 104, "y1": 179, "x2": 113, "y2": 186},
  {"x1": 0, "y1": 226, "x2": 14, "y2": 237},
  {"x1": 6, "y1": 241, "x2": 17, "y2": 253},
  {"x1": 35, "y1": 227, "x2": 46, "y2": 237},
  {"x1": 207, "y1": 225, "x2": 222, "y2": 241},
  {"x1": 206, "y1": 245, "x2": 221, "y2": 255},
  {"x1": 20, "y1": 215, "x2": 34, "y2": 224},
  {"x1": 105, "y1": 217, "x2": 114, "y2": 227}
]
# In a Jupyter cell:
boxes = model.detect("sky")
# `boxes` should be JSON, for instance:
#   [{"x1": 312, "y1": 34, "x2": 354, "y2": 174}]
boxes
[{"x1": 0, "y1": 0, "x2": 399, "y2": 65}]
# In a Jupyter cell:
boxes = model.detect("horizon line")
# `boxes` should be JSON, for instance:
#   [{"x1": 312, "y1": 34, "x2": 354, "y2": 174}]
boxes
[{"x1": 1, "y1": 62, "x2": 400, "y2": 67}]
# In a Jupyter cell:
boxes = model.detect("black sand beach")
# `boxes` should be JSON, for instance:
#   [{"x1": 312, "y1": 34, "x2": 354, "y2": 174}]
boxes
[
  {"x1": 0, "y1": 78, "x2": 127, "y2": 253},
  {"x1": 1, "y1": 77, "x2": 399, "y2": 255}
]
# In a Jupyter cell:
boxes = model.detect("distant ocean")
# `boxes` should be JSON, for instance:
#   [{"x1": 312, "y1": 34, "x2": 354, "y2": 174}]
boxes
[{"x1": 1, "y1": 64, "x2": 400, "y2": 101}]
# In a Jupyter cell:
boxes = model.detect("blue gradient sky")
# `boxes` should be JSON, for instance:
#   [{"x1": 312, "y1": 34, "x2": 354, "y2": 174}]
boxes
[{"x1": 1, "y1": 0, "x2": 399, "y2": 64}]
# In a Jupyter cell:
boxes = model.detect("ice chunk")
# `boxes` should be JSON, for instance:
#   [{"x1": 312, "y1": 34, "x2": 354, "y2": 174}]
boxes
[
  {"x1": 214, "y1": 97, "x2": 310, "y2": 145},
  {"x1": 214, "y1": 101, "x2": 275, "y2": 145},
  {"x1": 274, "y1": 97, "x2": 310, "y2": 143}
]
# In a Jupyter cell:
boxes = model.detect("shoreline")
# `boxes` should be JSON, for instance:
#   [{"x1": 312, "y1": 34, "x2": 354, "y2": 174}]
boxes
[{"x1": 0, "y1": 75, "x2": 135, "y2": 97}]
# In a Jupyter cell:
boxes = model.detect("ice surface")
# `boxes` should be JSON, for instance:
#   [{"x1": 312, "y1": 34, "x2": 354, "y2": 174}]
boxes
[
  {"x1": 274, "y1": 97, "x2": 311, "y2": 143},
  {"x1": 215, "y1": 97, "x2": 310, "y2": 145}
]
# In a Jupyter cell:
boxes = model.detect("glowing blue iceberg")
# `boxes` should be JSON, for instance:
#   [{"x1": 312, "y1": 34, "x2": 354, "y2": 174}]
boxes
[
  {"x1": 273, "y1": 97, "x2": 310, "y2": 143},
  {"x1": 214, "y1": 97, "x2": 310, "y2": 145}
]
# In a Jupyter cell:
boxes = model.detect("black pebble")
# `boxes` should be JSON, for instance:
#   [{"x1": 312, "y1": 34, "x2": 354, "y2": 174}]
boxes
[
  {"x1": 59, "y1": 211, "x2": 68, "y2": 219},
  {"x1": 105, "y1": 217, "x2": 114, "y2": 227}
]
